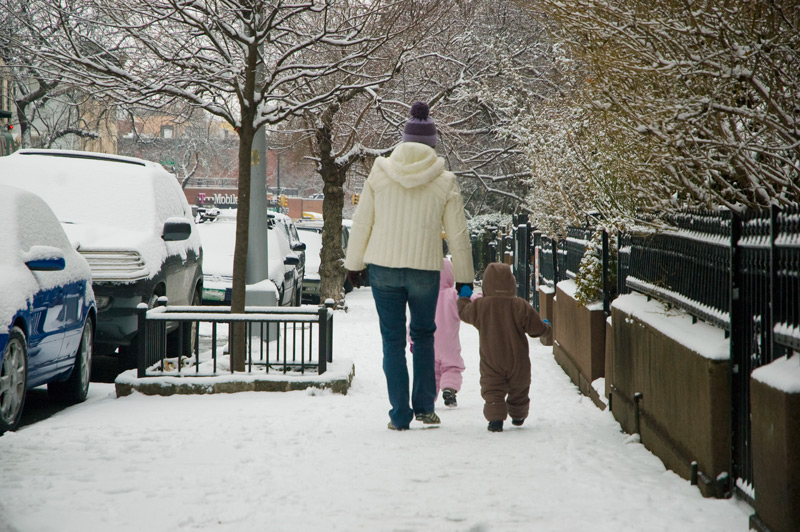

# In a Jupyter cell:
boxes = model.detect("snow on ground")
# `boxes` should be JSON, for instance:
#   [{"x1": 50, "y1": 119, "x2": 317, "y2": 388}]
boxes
[{"x1": 0, "y1": 288, "x2": 752, "y2": 532}]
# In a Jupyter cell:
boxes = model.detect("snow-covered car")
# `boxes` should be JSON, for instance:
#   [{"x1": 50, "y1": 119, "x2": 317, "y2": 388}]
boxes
[
  {"x1": 296, "y1": 226, "x2": 323, "y2": 304},
  {"x1": 0, "y1": 150, "x2": 203, "y2": 370},
  {"x1": 197, "y1": 213, "x2": 300, "y2": 307},
  {"x1": 296, "y1": 219, "x2": 353, "y2": 304},
  {"x1": 269, "y1": 211, "x2": 305, "y2": 305},
  {"x1": 1, "y1": 185, "x2": 96, "y2": 435}
]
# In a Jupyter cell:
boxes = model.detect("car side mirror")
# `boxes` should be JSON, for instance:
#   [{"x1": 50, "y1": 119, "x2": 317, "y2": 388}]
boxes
[
  {"x1": 284, "y1": 255, "x2": 300, "y2": 266},
  {"x1": 163, "y1": 218, "x2": 192, "y2": 241},
  {"x1": 292, "y1": 242, "x2": 306, "y2": 252},
  {"x1": 24, "y1": 245, "x2": 66, "y2": 271}
]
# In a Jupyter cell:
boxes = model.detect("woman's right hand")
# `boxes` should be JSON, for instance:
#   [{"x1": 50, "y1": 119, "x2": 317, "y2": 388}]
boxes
[{"x1": 347, "y1": 269, "x2": 366, "y2": 288}]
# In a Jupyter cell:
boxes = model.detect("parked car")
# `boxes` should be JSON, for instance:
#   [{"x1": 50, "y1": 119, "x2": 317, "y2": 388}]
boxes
[
  {"x1": 269, "y1": 211, "x2": 305, "y2": 305},
  {"x1": 296, "y1": 227, "x2": 323, "y2": 304},
  {"x1": 197, "y1": 212, "x2": 300, "y2": 307},
  {"x1": 1, "y1": 185, "x2": 96, "y2": 435},
  {"x1": 0, "y1": 149, "x2": 203, "y2": 370},
  {"x1": 296, "y1": 219, "x2": 353, "y2": 304}
]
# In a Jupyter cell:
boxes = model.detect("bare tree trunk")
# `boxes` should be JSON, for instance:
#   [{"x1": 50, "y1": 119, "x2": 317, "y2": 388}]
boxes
[
  {"x1": 231, "y1": 120, "x2": 254, "y2": 371},
  {"x1": 319, "y1": 178, "x2": 346, "y2": 304},
  {"x1": 15, "y1": 100, "x2": 33, "y2": 148},
  {"x1": 316, "y1": 105, "x2": 348, "y2": 305}
]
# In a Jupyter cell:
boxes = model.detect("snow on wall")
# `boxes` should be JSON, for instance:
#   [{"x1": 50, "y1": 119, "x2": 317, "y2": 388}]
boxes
[
  {"x1": 752, "y1": 354, "x2": 800, "y2": 394},
  {"x1": 612, "y1": 292, "x2": 729, "y2": 361}
]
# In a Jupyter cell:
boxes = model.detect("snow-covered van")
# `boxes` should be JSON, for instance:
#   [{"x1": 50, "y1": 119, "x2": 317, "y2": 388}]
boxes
[{"x1": 0, "y1": 149, "x2": 203, "y2": 369}]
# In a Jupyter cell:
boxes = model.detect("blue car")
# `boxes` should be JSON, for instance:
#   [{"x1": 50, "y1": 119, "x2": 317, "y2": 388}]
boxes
[{"x1": 0, "y1": 185, "x2": 96, "y2": 435}]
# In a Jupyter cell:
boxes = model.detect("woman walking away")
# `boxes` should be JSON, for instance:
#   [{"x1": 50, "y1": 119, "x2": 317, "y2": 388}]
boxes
[
  {"x1": 344, "y1": 101, "x2": 474, "y2": 431},
  {"x1": 457, "y1": 262, "x2": 552, "y2": 432}
]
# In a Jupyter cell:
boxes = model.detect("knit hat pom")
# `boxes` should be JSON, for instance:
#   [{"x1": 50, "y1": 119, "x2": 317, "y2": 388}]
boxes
[
  {"x1": 403, "y1": 101, "x2": 437, "y2": 147},
  {"x1": 410, "y1": 101, "x2": 429, "y2": 120}
]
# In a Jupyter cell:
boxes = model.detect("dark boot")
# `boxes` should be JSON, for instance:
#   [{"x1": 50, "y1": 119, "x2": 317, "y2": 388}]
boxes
[
  {"x1": 487, "y1": 420, "x2": 503, "y2": 432},
  {"x1": 442, "y1": 388, "x2": 458, "y2": 407}
]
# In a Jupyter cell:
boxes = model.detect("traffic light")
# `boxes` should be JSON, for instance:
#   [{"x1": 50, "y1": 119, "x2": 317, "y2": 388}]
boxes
[
  {"x1": 279, "y1": 194, "x2": 288, "y2": 207},
  {"x1": 352, "y1": 193, "x2": 360, "y2": 205}
]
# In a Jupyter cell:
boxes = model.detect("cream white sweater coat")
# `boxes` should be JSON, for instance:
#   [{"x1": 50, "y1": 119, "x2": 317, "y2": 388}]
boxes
[{"x1": 344, "y1": 142, "x2": 475, "y2": 284}]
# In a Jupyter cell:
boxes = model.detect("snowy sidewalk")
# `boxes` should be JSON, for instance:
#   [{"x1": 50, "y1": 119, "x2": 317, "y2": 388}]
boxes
[{"x1": 0, "y1": 288, "x2": 752, "y2": 532}]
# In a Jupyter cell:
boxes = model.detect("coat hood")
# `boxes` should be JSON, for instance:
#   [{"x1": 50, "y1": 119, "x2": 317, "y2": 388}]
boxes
[
  {"x1": 482, "y1": 262, "x2": 517, "y2": 297},
  {"x1": 440, "y1": 257, "x2": 455, "y2": 289},
  {"x1": 373, "y1": 142, "x2": 445, "y2": 189}
]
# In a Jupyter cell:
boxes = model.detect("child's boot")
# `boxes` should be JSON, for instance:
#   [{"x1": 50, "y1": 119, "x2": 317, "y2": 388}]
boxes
[
  {"x1": 487, "y1": 420, "x2": 503, "y2": 432},
  {"x1": 511, "y1": 418, "x2": 525, "y2": 426},
  {"x1": 442, "y1": 388, "x2": 458, "y2": 407}
]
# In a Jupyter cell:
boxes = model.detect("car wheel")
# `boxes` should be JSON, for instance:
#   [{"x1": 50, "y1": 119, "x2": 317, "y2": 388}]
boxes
[
  {"x1": 168, "y1": 288, "x2": 200, "y2": 357},
  {"x1": 0, "y1": 327, "x2": 28, "y2": 435},
  {"x1": 48, "y1": 318, "x2": 93, "y2": 404}
]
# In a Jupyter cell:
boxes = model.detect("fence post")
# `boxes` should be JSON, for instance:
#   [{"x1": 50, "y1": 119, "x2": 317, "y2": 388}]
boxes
[
  {"x1": 533, "y1": 231, "x2": 542, "y2": 311},
  {"x1": 602, "y1": 230, "x2": 610, "y2": 317},
  {"x1": 470, "y1": 232, "x2": 479, "y2": 276},
  {"x1": 729, "y1": 210, "x2": 745, "y2": 489},
  {"x1": 318, "y1": 302, "x2": 335, "y2": 375},
  {"x1": 769, "y1": 204, "x2": 779, "y2": 364},
  {"x1": 515, "y1": 214, "x2": 530, "y2": 300},
  {"x1": 525, "y1": 220, "x2": 532, "y2": 302},
  {"x1": 553, "y1": 238, "x2": 561, "y2": 284},
  {"x1": 325, "y1": 299, "x2": 334, "y2": 364},
  {"x1": 136, "y1": 303, "x2": 148, "y2": 378},
  {"x1": 617, "y1": 232, "x2": 624, "y2": 296}
]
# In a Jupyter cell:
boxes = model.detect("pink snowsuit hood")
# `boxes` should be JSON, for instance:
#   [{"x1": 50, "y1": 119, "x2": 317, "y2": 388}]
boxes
[{"x1": 440, "y1": 256, "x2": 455, "y2": 290}]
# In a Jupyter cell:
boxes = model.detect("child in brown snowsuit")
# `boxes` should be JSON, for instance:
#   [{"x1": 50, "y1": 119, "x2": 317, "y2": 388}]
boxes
[{"x1": 457, "y1": 262, "x2": 552, "y2": 432}]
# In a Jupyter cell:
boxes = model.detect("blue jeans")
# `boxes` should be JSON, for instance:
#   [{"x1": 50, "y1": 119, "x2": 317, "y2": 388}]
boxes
[{"x1": 369, "y1": 265, "x2": 440, "y2": 428}]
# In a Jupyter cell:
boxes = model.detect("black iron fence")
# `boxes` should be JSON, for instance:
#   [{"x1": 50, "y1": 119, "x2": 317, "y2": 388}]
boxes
[
  {"x1": 619, "y1": 211, "x2": 732, "y2": 331},
  {"x1": 728, "y1": 204, "x2": 800, "y2": 495},
  {"x1": 135, "y1": 300, "x2": 334, "y2": 378},
  {"x1": 772, "y1": 204, "x2": 800, "y2": 355},
  {"x1": 503, "y1": 204, "x2": 800, "y2": 502}
]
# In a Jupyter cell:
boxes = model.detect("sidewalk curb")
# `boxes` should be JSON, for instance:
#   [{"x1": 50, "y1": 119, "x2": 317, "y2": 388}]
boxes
[{"x1": 114, "y1": 360, "x2": 356, "y2": 397}]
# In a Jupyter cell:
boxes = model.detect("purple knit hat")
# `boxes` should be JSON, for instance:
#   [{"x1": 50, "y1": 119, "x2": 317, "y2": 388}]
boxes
[{"x1": 402, "y1": 101, "x2": 437, "y2": 147}]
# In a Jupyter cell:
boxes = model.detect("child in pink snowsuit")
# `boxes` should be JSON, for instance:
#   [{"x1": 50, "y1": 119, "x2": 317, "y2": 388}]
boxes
[{"x1": 409, "y1": 257, "x2": 465, "y2": 407}]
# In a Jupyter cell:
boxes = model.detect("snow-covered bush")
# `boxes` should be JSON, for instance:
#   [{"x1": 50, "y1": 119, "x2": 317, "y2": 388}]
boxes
[
  {"x1": 574, "y1": 224, "x2": 619, "y2": 306},
  {"x1": 467, "y1": 213, "x2": 513, "y2": 236}
]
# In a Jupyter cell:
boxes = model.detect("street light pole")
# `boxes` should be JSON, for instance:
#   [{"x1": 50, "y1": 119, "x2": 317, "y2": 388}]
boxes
[{"x1": 245, "y1": 12, "x2": 269, "y2": 284}]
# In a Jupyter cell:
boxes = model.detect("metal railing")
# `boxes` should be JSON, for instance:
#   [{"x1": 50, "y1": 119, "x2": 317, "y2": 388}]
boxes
[
  {"x1": 135, "y1": 301, "x2": 334, "y2": 378},
  {"x1": 621, "y1": 211, "x2": 732, "y2": 331},
  {"x1": 565, "y1": 226, "x2": 594, "y2": 280},
  {"x1": 773, "y1": 204, "x2": 800, "y2": 355}
]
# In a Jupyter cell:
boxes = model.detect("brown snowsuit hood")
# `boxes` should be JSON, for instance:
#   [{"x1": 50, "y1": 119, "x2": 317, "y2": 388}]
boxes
[{"x1": 482, "y1": 262, "x2": 518, "y2": 297}]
